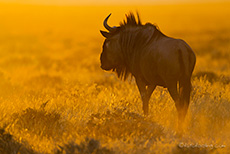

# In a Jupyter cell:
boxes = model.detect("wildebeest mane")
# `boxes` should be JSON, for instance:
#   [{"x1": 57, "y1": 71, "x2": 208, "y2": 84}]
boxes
[
  {"x1": 120, "y1": 12, "x2": 142, "y2": 27},
  {"x1": 112, "y1": 12, "x2": 167, "y2": 81}
]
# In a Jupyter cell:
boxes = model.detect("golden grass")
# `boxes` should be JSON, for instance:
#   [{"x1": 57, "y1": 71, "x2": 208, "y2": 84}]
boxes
[{"x1": 0, "y1": 2, "x2": 230, "y2": 154}]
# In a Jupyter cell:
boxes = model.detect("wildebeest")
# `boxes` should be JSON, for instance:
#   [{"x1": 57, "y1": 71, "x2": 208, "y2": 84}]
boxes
[{"x1": 100, "y1": 12, "x2": 196, "y2": 130}]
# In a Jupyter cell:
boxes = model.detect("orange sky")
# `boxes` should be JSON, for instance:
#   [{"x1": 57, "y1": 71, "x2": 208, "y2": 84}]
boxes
[{"x1": 0, "y1": 0, "x2": 228, "y2": 5}]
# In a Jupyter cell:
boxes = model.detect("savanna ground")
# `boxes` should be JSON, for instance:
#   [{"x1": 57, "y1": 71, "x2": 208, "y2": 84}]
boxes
[{"x1": 0, "y1": 2, "x2": 230, "y2": 154}]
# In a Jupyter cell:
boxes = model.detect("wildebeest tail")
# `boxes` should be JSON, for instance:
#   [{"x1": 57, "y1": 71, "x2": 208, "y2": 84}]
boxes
[
  {"x1": 178, "y1": 49, "x2": 190, "y2": 78},
  {"x1": 178, "y1": 48, "x2": 192, "y2": 88},
  {"x1": 178, "y1": 48, "x2": 193, "y2": 105}
]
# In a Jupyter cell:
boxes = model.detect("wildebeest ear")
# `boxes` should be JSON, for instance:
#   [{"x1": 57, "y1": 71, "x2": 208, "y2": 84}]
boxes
[{"x1": 100, "y1": 30, "x2": 110, "y2": 38}]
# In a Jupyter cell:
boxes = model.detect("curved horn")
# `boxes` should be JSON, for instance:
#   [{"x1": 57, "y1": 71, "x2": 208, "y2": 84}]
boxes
[{"x1": 103, "y1": 13, "x2": 115, "y2": 31}]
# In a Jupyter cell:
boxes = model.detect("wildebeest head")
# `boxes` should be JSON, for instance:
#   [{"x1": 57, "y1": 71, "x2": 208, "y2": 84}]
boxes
[
  {"x1": 100, "y1": 14, "x2": 122, "y2": 71},
  {"x1": 100, "y1": 13, "x2": 144, "y2": 79}
]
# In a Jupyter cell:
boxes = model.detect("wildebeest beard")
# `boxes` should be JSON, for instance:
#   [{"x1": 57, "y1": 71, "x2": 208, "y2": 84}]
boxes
[{"x1": 112, "y1": 65, "x2": 130, "y2": 81}]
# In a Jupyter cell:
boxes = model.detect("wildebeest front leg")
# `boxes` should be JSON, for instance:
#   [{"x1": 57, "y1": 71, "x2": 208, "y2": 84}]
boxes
[
  {"x1": 135, "y1": 78, "x2": 156, "y2": 115},
  {"x1": 145, "y1": 85, "x2": 156, "y2": 114}
]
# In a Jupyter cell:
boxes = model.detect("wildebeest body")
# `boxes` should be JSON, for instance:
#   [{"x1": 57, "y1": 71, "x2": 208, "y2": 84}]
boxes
[
  {"x1": 100, "y1": 12, "x2": 196, "y2": 131},
  {"x1": 140, "y1": 38, "x2": 195, "y2": 86}
]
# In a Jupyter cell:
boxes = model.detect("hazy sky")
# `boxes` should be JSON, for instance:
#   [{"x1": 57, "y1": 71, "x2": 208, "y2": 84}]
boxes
[{"x1": 0, "y1": 0, "x2": 228, "y2": 5}]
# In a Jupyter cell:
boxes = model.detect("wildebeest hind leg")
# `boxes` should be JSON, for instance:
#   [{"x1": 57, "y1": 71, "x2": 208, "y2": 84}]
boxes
[
  {"x1": 166, "y1": 80, "x2": 184, "y2": 131},
  {"x1": 179, "y1": 77, "x2": 191, "y2": 128}
]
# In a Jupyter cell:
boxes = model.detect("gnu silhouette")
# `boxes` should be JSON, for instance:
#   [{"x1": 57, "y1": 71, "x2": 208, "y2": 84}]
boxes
[{"x1": 100, "y1": 12, "x2": 196, "y2": 131}]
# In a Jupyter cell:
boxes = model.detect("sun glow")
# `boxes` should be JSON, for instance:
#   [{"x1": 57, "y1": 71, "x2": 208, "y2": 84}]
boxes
[{"x1": 0, "y1": 0, "x2": 227, "y2": 5}]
